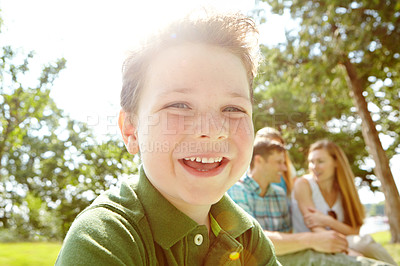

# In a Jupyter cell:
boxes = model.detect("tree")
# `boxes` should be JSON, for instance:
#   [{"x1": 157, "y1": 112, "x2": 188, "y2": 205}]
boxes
[
  {"x1": 0, "y1": 33, "x2": 135, "y2": 240},
  {"x1": 254, "y1": 0, "x2": 400, "y2": 242}
]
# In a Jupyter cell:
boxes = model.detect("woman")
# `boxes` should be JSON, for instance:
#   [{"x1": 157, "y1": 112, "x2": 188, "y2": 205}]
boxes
[{"x1": 291, "y1": 140, "x2": 396, "y2": 265}]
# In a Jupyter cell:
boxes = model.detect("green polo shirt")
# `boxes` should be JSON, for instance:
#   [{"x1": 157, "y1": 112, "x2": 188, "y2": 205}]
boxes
[{"x1": 56, "y1": 166, "x2": 279, "y2": 265}]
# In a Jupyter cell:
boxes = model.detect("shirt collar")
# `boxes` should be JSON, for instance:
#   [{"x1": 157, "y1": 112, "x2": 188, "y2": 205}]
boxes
[
  {"x1": 210, "y1": 193, "x2": 254, "y2": 239},
  {"x1": 136, "y1": 165, "x2": 198, "y2": 249},
  {"x1": 136, "y1": 165, "x2": 253, "y2": 248},
  {"x1": 243, "y1": 174, "x2": 262, "y2": 194}
]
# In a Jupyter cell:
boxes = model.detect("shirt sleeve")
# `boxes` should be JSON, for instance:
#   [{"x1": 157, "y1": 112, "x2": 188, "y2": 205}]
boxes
[{"x1": 55, "y1": 206, "x2": 147, "y2": 266}]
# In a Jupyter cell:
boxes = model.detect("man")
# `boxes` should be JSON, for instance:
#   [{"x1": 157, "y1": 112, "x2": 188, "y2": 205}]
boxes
[
  {"x1": 228, "y1": 138, "x2": 389, "y2": 265},
  {"x1": 228, "y1": 140, "x2": 292, "y2": 233}
]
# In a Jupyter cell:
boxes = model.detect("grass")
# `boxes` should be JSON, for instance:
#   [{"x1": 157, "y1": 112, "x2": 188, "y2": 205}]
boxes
[
  {"x1": 371, "y1": 231, "x2": 400, "y2": 265},
  {"x1": 0, "y1": 242, "x2": 61, "y2": 266},
  {"x1": 0, "y1": 231, "x2": 398, "y2": 265}
]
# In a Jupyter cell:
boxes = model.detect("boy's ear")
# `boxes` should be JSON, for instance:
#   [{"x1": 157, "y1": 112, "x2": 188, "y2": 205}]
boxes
[{"x1": 118, "y1": 110, "x2": 139, "y2": 155}]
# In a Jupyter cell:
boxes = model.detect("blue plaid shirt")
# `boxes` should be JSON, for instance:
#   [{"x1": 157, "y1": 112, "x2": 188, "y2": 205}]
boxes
[{"x1": 227, "y1": 175, "x2": 292, "y2": 232}]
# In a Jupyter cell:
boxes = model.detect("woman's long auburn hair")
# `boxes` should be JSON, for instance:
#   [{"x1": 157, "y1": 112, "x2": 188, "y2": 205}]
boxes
[{"x1": 309, "y1": 140, "x2": 365, "y2": 229}]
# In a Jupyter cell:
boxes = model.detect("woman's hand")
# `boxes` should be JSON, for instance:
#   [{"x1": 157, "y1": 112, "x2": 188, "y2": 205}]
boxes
[{"x1": 304, "y1": 207, "x2": 332, "y2": 229}]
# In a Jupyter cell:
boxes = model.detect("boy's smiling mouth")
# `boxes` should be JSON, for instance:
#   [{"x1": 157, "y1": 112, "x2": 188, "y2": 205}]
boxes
[
  {"x1": 184, "y1": 157, "x2": 223, "y2": 163},
  {"x1": 179, "y1": 156, "x2": 228, "y2": 176}
]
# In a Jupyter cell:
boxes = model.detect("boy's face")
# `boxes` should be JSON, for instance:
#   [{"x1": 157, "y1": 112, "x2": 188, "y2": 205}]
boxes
[
  {"x1": 121, "y1": 43, "x2": 254, "y2": 208},
  {"x1": 261, "y1": 151, "x2": 287, "y2": 183}
]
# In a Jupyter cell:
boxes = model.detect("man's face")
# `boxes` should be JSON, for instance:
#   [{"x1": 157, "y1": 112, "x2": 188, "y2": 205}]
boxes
[
  {"x1": 263, "y1": 151, "x2": 287, "y2": 183},
  {"x1": 130, "y1": 43, "x2": 254, "y2": 209}
]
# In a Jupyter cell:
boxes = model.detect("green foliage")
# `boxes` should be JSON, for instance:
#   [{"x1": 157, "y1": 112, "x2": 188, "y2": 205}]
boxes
[
  {"x1": 0, "y1": 44, "x2": 135, "y2": 240},
  {"x1": 254, "y1": 0, "x2": 400, "y2": 191}
]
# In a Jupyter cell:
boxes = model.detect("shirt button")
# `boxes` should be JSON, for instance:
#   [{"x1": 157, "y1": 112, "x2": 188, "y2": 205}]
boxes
[{"x1": 194, "y1": 234, "x2": 203, "y2": 246}]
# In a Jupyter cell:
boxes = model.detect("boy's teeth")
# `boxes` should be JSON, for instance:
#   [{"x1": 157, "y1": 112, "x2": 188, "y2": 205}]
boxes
[{"x1": 183, "y1": 157, "x2": 223, "y2": 163}]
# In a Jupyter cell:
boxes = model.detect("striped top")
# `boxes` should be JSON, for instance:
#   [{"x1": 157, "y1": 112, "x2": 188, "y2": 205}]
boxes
[{"x1": 228, "y1": 175, "x2": 291, "y2": 232}]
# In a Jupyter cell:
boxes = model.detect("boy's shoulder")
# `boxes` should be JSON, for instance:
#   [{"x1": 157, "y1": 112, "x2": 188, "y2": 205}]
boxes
[
  {"x1": 88, "y1": 175, "x2": 144, "y2": 222},
  {"x1": 56, "y1": 175, "x2": 155, "y2": 265},
  {"x1": 73, "y1": 173, "x2": 151, "y2": 239}
]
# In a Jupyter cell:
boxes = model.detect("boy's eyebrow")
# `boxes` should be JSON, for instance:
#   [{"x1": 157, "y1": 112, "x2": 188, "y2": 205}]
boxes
[
  {"x1": 158, "y1": 88, "x2": 250, "y2": 100},
  {"x1": 228, "y1": 91, "x2": 251, "y2": 101},
  {"x1": 160, "y1": 88, "x2": 191, "y2": 95}
]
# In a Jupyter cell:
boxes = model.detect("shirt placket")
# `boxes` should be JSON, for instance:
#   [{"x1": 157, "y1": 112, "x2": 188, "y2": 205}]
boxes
[{"x1": 186, "y1": 226, "x2": 210, "y2": 266}]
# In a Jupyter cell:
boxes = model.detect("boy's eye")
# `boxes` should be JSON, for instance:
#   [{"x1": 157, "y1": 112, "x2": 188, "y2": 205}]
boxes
[
  {"x1": 167, "y1": 102, "x2": 190, "y2": 109},
  {"x1": 223, "y1": 106, "x2": 245, "y2": 113}
]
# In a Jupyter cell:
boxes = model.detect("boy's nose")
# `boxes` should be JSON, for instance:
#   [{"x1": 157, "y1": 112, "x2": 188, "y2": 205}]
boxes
[{"x1": 195, "y1": 112, "x2": 228, "y2": 140}]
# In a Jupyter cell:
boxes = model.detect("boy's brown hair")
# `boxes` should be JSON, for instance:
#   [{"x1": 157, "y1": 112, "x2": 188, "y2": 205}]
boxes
[{"x1": 120, "y1": 9, "x2": 261, "y2": 116}]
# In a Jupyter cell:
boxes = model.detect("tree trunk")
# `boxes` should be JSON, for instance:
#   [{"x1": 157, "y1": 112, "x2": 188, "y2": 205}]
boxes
[{"x1": 341, "y1": 59, "x2": 400, "y2": 243}]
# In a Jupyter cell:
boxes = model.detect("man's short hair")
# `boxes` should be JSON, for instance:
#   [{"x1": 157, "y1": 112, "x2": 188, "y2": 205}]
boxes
[{"x1": 250, "y1": 139, "x2": 285, "y2": 169}]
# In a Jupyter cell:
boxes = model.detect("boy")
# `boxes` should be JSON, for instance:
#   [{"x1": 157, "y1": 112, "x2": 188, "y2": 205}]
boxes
[{"x1": 56, "y1": 9, "x2": 279, "y2": 265}]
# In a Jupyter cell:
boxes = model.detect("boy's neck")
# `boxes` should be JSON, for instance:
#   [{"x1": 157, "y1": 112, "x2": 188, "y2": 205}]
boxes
[
  {"x1": 163, "y1": 194, "x2": 212, "y2": 232},
  {"x1": 183, "y1": 205, "x2": 211, "y2": 231}
]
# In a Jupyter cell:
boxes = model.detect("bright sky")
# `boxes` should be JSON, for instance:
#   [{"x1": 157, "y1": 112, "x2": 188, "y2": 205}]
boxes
[
  {"x1": 1, "y1": 0, "x2": 397, "y2": 204},
  {"x1": 0, "y1": 0, "x2": 293, "y2": 135}
]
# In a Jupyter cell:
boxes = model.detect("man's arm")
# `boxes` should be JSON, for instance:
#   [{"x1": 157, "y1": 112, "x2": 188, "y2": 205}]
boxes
[{"x1": 265, "y1": 230, "x2": 348, "y2": 256}]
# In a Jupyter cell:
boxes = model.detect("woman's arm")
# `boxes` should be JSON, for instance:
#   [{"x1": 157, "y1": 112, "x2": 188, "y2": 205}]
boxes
[
  {"x1": 294, "y1": 177, "x2": 360, "y2": 235},
  {"x1": 293, "y1": 177, "x2": 317, "y2": 218},
  {"x1": 304, "y1": 207, "x2": 360, "y2": 235},
  {"x1": 293, "y1": 178, "x2": 329, "y2": 232},
  {"x1": 293, "y1": 177, "x2": 358, "y2": 235}
]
